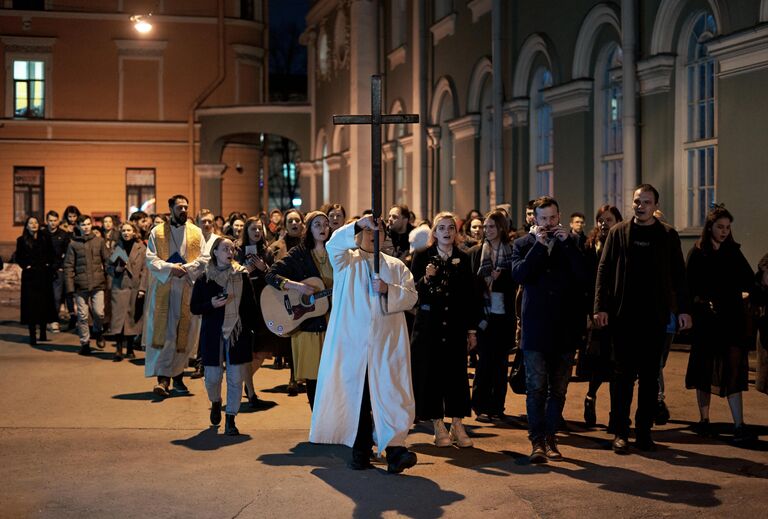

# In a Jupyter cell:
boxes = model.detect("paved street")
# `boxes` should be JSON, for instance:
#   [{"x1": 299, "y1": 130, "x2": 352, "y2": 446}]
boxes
[{"x1": 1, "y1": 302, "x2": 767, "y2": 518}]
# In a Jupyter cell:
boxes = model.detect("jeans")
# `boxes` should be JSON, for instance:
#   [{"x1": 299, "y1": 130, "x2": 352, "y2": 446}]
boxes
[
  {"x1": 204, "y1": 338, "x2": 249, "y2": 416},
  {"x1": 74, "y1": 290, "x2": 105, "y2": 344},
  {"x1": 523, "y1": 350, "x2": 574, "y2": 442}
]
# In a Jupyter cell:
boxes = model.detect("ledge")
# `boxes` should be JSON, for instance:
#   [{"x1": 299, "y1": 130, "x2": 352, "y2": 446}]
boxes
[
  {"x1": 430, "y1": 13, "x2": 456, "y2": 46},
  {"x1": 504, "y1": 98, "x2": 529, "y2": 127},
  {"x1": 447, "y1": 114, "x2": 481, "y2": 141},
  {"x1": 708, "y1": 25, "x2": 768, "y2": 79},
  {"x1": 542, "y1": 80, "x2": 593, "y2": 117},
  {"x1": 467, "y1": 0, "x2": 492, "y2": 23},
  {"x1": 387, "y1": 45, "x2": 407, "y2": 71},
  {"x1": 637, "y1": 54, "x2": 676, "y2": 96}
]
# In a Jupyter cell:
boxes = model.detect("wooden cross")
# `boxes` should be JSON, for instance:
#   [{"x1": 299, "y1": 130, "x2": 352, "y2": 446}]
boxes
[{"x1": 333, "y1": 74, "x2": 419, "y2": 275}]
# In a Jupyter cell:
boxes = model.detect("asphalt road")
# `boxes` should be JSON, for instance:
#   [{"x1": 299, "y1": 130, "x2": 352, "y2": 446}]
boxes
[{"x1": 1, "y1": 310, "x2": 767, "y2": 518}]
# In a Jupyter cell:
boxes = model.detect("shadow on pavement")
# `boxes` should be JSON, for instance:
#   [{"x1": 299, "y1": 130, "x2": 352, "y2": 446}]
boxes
[
  {"x1": 170, "y1": 427, "x2": 252, "y2": 450},
  {"x1": 258, "y1": 442, "x2": 465, "y2": 519},
  {"x1": 238, "y1": 399, "x2": 278, "y2": 413},
  {"x1": 261, "y1": 383, "x2": 307, "y2": 394},
  {"x1": 112, "y1": 391, "x2": 194, "y2": 403},
  {"x1": 545, "y1": 457, "x2": 721, "y2": 507}
]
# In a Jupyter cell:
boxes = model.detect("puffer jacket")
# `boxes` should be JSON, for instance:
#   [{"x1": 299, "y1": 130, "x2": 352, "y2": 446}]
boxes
[{"x1": 64, "y1": 232, "x2": 108, "y2": 293}]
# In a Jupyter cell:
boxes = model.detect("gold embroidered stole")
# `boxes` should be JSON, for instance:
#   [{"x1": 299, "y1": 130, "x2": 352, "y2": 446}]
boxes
[{"x1": 151, "y1": 222, "x2": 202, "y2": 351}]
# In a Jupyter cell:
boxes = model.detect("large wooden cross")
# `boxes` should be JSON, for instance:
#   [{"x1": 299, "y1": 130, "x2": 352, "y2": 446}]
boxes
[{"x1": 333, "y1": 74, "x2": 419, "y2": 275}]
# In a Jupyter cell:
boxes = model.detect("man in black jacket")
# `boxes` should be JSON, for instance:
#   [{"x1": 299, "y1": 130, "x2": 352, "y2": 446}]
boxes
[
  {"x1": 512, "y1": 197, "x2": 587, "y2": 463},
  {"x1": 594, "y1": 184, "x2": 692, "y2": 454},
  {"x1": 44, "y1": 210, "x2": 71, "y2": 333}
]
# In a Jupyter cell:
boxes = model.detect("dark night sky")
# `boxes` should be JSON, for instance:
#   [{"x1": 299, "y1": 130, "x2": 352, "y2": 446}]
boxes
[{"x1": 269, "y1": 0, "x2": 309, "y2": 76}]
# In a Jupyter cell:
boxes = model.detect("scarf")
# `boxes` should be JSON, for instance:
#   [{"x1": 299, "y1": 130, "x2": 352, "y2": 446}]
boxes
[
  {"x1": 205, "y1": 261, "x2": 246, "y2": 343},
  {"x1": 477, "y1": 239, "x2": 513, "y2": 309}
]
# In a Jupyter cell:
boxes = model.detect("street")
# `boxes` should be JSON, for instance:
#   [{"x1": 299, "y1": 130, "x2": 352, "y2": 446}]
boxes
[{"x1": 0, "y1": 302, "x2": 766, "y2": 518}]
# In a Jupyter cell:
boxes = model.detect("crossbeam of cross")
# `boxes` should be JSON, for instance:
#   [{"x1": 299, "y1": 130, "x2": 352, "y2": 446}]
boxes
[{"x1": 333, "y1": 75, "x2": 419, "y2": 275}]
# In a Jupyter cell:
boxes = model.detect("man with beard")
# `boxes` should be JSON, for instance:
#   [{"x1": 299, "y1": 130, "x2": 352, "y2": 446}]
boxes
[
  {"x1": 143, "y1": 194, "x2": 208, "y2": 397},
  {"x1": 385, "y1": 204, "x2": 414, "y2": 265},
  {"x1": 511, "y1": 196, "x2": 587, "y2": 463}
]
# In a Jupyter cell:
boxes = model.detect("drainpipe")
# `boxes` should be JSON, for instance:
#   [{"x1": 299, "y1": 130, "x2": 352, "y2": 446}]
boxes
[
  {"x1": 188, "y1": 0, "x2": 226, "y2": 210},
  {"x1": 491, "y1": 0, "x2": 503, "y2": 206},
  {"x1": 621, "y1": 0, "x2": 639, "y2": 212}
]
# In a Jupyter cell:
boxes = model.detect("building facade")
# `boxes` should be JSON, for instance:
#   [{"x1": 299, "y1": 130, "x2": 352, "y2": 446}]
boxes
[
  {"x1": 0, "y1": 0, "x2": 313, "y2": 256},
  {"x1": 301, "y1": 0, "x2": 768, "y2": 265}
]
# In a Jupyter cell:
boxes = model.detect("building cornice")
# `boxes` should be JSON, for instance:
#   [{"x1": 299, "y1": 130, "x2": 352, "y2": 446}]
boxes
[
  {"x1": 0, "y1": 35, "x2": 56, "y2": 52},
  {"x1": 447, "y1": 114, "x2": 481, "y2": 141},
  {"x1": 708, "y1": 24, "x2": 768, "y2": 79},
  {"x1": 430, "y1": 13, "x2": 456, "y2": 46},
  {"x1": 196, "y1": 105, "x2": 312, "y2": 116},
  {"x1": 325, "y1": 154, "x2": 344, "y2": 171},
  {"x1": 387, "y1": 45, "x2": 407, "y2": 71},
  {"x1": 637, "y1": 54, "x2": 676, "y2": 96},
  {"x1": 195, "y1": 163, "x2": 226, "y2": 179},
  {"x1": 232, "y1": 44, "x2": 265, "y2": 61},
  {"x1": 114, "y1": 39, "x2": 167, "y2": 57},
  {"x1": 398, "y1": 134, "x2": 414, "y2": 153},
  {"x1": 541, "y1": 80, "x2": 593, "y2": 117},
  {"x1": 467, "y1": 0, "x2": 492, "y2": 23},
  {"x1": 382, "y1": 141, "x2": 397, "y2": 161},
  {"x1": 504, "y1": 98, "x2": 529, "y2": 127}
]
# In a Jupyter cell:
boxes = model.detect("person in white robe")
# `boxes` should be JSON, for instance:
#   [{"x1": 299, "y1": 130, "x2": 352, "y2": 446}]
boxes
[
  {"x1": 143, "y1": 195, "x2": 208, "y2": 397},
  {"x1": 309, "y1": 215, "x2": 419, "y2": 473}
]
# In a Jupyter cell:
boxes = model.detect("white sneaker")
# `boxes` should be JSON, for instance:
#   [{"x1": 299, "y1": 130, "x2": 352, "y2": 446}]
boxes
[
  {"x1": 433, "y1": 419, "x2": 452, "y2": 447},
  {"x1": 449, "y1": 420, "x2": 474, "y2": 448},
  {"x1": 48, "y1": 322, "x2": 60, "y2": 333}
]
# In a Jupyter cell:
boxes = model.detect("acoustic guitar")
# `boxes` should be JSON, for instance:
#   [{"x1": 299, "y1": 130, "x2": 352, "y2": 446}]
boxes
[{"x1": 260, "y1": 277, "x2": 332, "y2": 336}]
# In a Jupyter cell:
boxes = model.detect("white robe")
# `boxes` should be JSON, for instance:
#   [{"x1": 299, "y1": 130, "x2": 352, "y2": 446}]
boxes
[
  {"x1": 143, "y1": 223, "x2": 208, "y2": 378},
  {"x1": 309, "y1": 222, "x2": 418, "y2": 451}
]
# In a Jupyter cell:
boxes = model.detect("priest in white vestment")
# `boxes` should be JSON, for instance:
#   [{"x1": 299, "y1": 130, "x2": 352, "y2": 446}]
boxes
[
  {"x1": 143, "y1": 195, "x2": 208, "y2": 397},
  {"x1": 309, "y1": 215, "x2": 419, "y2": 473}
]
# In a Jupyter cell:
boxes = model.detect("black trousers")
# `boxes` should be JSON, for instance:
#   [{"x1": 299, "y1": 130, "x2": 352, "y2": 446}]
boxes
[
  {"x1": 472, "y1": 314, "x2": 511, "y2": 415},
  {"x1": 611, "y1": 321, "x2": 666, "y2": 436},
  {"x1": 353, "y1": 374, "x2": 374, "y2": 454}
]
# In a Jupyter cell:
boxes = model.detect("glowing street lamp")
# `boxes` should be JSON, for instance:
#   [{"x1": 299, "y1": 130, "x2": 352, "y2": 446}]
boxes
[{"x1": 130, "y1": 14, "x2": 153, "y2": 34}]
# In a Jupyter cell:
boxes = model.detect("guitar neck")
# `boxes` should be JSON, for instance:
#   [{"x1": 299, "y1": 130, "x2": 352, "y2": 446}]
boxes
[{"x1": 315, "y1": 289, "x2": 332, "y2": 299}]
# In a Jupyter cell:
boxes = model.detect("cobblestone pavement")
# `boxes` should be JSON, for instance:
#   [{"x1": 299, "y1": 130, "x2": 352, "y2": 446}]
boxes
[{"x1": 0, "y1": 306, "x2": 767, "y2": 518}]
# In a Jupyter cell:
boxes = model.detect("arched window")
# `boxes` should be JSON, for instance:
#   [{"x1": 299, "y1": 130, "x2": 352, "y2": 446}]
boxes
[
  {"x1": 437, "y1": 99, "x2": 455, "y2": 211},
  {"x1": 682, "y1": 12, "x2": 717, "y2": 227},
  {"x1": 530, "y1": 67, "x2": 553, "y2": 197},
  {"x1": 596, "y1": 45, "x2": 623, "y2": 208},
  {"x1": 478, "y1": 75, "x2": 493, "y2": 212}
]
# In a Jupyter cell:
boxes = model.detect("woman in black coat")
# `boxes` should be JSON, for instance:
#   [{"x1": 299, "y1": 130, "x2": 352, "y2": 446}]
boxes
[
  {"x1": 685, "y1": 207, "x2": 754, "y2": 443},
  {"x1": 236, "y1": 216, "x2": 281, "y2": 409},
  {"x1": 191, "y1": 237, "x2": 259, "y2": 436},
  {"x1": 15, "y1": 216, "x2": 57, "y2": 345},
  {"x1": 411, "y1": 212, "x2": 477, "y2": 448}
]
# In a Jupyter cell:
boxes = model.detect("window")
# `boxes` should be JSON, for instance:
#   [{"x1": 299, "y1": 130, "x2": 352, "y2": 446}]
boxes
[
  {"x1": 531, "y1": 67, "x2": 554, "y2": 197},
  {"x1": 390, "y1": 0, "x2": 407, "y2": 50},
  {"x1": 126, "y1": 168, "x2": 156, "y2": 217},
  {"x1": 13, "y1": 167, "x2": 44, "y2": 225},
  {"x1": 13, "y1": 0, "x2": 45, "y2": 9},
  {"x1": 598, "y1": 46, "x2": 623, "y2": 208},
  {"x1": 684, "y1": 13, "x2": 717, "y2": 228},
  {"x1": 434, "y1": 0, "x2": 452, "y2": 21},
  {"x1": 13, "y1": 60, "x2": 45, "y2": 118}
]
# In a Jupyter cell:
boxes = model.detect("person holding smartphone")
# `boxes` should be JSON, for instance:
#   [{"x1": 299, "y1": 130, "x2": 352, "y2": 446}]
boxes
[{"x1": 191, "y1": 237, "x2": 259, "y2": 435}]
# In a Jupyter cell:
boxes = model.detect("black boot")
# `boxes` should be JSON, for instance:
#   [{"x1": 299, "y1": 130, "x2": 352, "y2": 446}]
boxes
[
  {"x1": 95, "y1": 333, "x2": 106, "y2": 350},
  {"x1": 78, "y1": 342, "x2": 91, "y2": 356},
  {"x1": 28, "y1": 325, "x2": 37, "y2": 345},
  {"x1": 172, "y1": 374, "x2": 189, "y2": 394},
  {"x1": 210, "y1": 400, "x2": 222, "y2": 426},
  {"x1": 38, "y1": 325, "x2": 48, "y2": 342},
  {"x1": 124, "y1": 342, "x2": 135, "y2": 359},
  {"x1": 224, "y1": 414, "x2": 239, "y2": 435},
  {"x1": 113, "y1": 339, "x2": 123, "y2": 362}
]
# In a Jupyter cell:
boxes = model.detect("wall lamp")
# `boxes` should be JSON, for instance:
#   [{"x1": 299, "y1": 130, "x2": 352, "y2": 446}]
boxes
[{"x1": 130, "y1": 14, "x2": 153, "y2": 34}]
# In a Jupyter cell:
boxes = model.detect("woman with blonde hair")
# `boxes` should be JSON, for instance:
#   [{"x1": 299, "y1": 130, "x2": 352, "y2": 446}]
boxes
[{"x1": 410, "y1": 212, "x2": 478, "y2": 447}]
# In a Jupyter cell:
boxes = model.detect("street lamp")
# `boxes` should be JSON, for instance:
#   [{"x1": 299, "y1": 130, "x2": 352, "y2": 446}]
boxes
[{"x1": 130, "y1": 14, "x2": 153, "y2": 34}]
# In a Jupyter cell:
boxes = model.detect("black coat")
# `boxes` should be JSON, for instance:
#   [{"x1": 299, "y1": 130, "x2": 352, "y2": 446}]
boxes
[
  {"x1": 511, "y1": 233, "x2": 587, "y2": 353},
  {"x1": 15, "y1": 233, "x2": 57, "y2": 325},
  {"x1": 44, "y1": 227, "x2": 70, "y2": 269},
  {"x1": 264, "y1": 243, "x2": 329, "y2": 333},
  {"x1": 191, "y1": 272, "x2": 258, "y2": 367},
  {"x1": 236, "y1": 245, "x2": 283, "y2": 353},
  {"x1": 410, "y1": 245, "x2": 476, "y2": 418}
]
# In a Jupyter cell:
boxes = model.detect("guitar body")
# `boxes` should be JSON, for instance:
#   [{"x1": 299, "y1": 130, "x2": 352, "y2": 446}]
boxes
[{"x1": 260, "y1": 277, "x2": 331, "y2": 336}]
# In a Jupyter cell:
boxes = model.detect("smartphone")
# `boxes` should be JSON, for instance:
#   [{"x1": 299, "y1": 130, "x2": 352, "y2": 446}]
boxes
[{"x1": 219, "y1": 291, "x2": 228, "y2": 299}]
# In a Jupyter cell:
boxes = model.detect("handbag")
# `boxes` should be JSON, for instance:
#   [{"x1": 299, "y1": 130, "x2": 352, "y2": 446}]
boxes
[{"x1": 508, "y1": 348, "x2": 526, "y2": 395}]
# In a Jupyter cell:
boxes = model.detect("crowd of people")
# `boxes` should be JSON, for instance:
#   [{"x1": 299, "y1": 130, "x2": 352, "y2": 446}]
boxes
[{"x1": 10, "y1": 183, "x2": 768, "y2": 472}]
